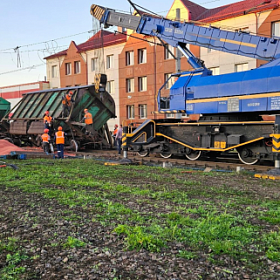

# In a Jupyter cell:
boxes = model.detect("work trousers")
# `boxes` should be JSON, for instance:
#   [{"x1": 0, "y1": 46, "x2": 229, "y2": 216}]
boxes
[
  {"x1": 57, "y1": 144, "x2": 64, "y2": 159},
  {"x1": 42, "y1": 142, "x2": 50, "y2": 154},
  {"x1": 117, "y1": 138, "x2": 122, "y2": 155}
]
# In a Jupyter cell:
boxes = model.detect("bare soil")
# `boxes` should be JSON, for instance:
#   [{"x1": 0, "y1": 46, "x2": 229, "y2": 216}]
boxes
[{"x1": 0, "y1": 159, "x2": 280, "y2": 280}]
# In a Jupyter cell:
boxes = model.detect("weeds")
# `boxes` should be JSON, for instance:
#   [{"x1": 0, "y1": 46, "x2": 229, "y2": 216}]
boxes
[
  {"x1": 63, "y1": 236, "x2": 86, "y2": 249},
  {"x1": 0, "y1": 158, "x2": 280, "y2": 276}
]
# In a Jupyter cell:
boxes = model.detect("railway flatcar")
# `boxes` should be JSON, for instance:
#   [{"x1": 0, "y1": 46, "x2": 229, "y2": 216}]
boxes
[{"x1": 0, "y1": 83, "x2": 115, "y2": 151}]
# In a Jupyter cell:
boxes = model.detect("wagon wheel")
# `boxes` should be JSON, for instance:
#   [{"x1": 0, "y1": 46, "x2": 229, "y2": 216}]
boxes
[
  {"x1": 237, "y1": 148, "x2": 258, "y2": 165},
  {"x1": 185, "y1": 149, "x2": 201, "y2": 161},
  {"x1": 13, "y1": 138, "x2": 22, "y2": 147},
  {"x1": 137, "y1": 150, "x2": 149, "y2": 157},
  {"x1": 70, "y1": 139, "x2": 79, "y2": 152},
  {"x1": 160, "y1": 152, "x2": 172, "y2": 159}
]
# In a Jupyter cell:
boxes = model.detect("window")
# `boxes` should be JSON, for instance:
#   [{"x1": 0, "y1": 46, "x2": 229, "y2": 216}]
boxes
[
  {"x1": 138, "y1": 48, "x2": 147, "y2": 64},
  {"x1": 74, "y1": 61, "x2": 80, "y2": 74},
  {"x1": 164, "y1": 45, "x2": 174, "y2": 60},
  {"x1": 138, "y1": 76, "x2": 147, "y2": 92},
  {"x1": 51, "y1": 65, "x2": 58, "y2": 78},
  {"x1": 126, "y1": 78, "x2": 134, "y2": 93},
  {"x1": 209, "y1": 67, "x2": 220, "y2": 76},
  {"x1": 65, "y1": 63, "x2": 71, "y2": 75},
  {"x1": 91, "y1": 58, "x2": 97, "y2": 71},
  {"x1": 166, "y1": 113, "x2": 174, "y2": 118},
  {"x1": 176, "y1": 8, "x2": 181, "y2": 20},
  {"x1": 272, "y1": 21, "x2": 280, "y2": 37},
  {"x1": 127, "y1": 105, "x2": 135, "y2": 119},
  {"x1": 106, "y1": 55, "x2": 114, "y2": 69},
  {"x1": 235, "y1": 63, "x2": 248, "y2": 72},
  {"x1": 126, "y1": 51, "x2": 134, "y2": 66},
  {"x1": 139, "y1": 104, "x2": 147, "y2": 119},
  {"x1": 164, "y1": 73, "x2": 175, "y2": 89},
  {"x1": 106, "y1": 80, "x2": 114, "y2": 94}
]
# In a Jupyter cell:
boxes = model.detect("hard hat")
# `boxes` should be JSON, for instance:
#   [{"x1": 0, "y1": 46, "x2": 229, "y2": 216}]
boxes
[
  {"x1": 115, "y1": 124, "x2": 118, "y2": 127},
  {"x1": 84, "y1": 109, "x2": 88, "y2": 112},
  {"x1": 58, "y1": 126, "x2": 63, "y2": 131},
  {"x1": 44, "y1": 129, "x2": 49, "y2": 133},
  {"x1": 69, "y1": 91, "x2": 73, "y2": 95},
  {"x1": 45, "y1": 111, "x2": 49, "y2": 114}
]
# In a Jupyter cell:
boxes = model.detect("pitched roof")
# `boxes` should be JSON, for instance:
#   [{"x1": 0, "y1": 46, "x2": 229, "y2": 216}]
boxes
[
  {"x1": 196, "y1": 0, "x2": 280, "y2": 22},
  {"x1": 45, "y1": 30, "x2": 127, "y2": 59},
  {"x1": 180, "y1": 0, "x2": 207, "y2": 20}
]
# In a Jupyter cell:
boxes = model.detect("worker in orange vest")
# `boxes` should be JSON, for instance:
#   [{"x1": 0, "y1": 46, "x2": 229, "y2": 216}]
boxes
[
  {"x1": 62, "y1": 91, "x2": 74, "y2": 117},
  {"x1": 41, "y1": 128, "x2": 50, "y2": 154},
  {"x1": 81, "y1": 108, "x2": 93, "y2": 134},
  {"x1": 43, "y1": 111, "x2": 52, "y2": 134},
  {"x1": 54, "y1": 126, "x2": 65, "y2": 159},
  {"x1": 113, "y1": 124, "x2": 118, "y2": 146}
]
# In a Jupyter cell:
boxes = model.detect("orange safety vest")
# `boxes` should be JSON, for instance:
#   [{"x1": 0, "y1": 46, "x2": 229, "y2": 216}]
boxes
[
  {"x1": 113, "y1": 128, "x2": 118, "y2": 136},
  {"x1": 62, "y1": 94, "x2": 72, "y2": 106},
  {"x1": 41, "y1": 133, "x2": 50, "y2": 143},
  {"x1": 55, "y1": 131, "x2": 65, "y2": 144},
  {"x1": 85, "y1": 112, "x2": 93, "y2": 125},
  {"x1": 44, "y1": 115, "x2": 52, "y2": 123}
]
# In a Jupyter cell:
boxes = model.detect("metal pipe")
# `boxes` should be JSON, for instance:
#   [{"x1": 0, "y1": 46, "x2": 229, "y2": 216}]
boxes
[{"x1": 177, "y1": 45, "x2": 203, "y2": 69}]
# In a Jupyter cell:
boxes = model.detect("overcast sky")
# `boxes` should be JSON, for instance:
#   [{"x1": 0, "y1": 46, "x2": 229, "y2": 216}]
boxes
[{"x1": 0, "y1": 0, "x2": 237, "y2": 87}]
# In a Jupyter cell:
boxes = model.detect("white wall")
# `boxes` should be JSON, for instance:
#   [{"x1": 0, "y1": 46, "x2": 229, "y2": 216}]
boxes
[
  {"x1": 46, "y1": 57, "x2": 64, "y2": 88},
  {"x1": 86, "y1": 43, "x2": 125, "y2": 131},
  {"x1": 200, "y1": 12, "x2": 271, "y2": 74}
]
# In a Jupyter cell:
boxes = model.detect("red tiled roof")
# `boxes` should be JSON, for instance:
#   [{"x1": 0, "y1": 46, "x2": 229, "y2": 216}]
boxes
[
  {"x1": 180, "y1": 0, "x2": 207, "y2": 20},
  {"x1": 45, "y1": 30, "x2": 127, "y2": 59},
  {"x1": 196, "y1": 0, "x2": 280, "y2": 22}
]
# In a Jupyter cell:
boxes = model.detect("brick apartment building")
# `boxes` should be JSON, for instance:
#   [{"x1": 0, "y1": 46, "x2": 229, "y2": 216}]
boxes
[{"x1": 43, "y1": 0, "x2": 280, "y2": 128}]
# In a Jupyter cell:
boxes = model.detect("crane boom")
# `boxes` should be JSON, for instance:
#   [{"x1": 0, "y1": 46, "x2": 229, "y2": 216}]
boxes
[{"x1": 91, "y1": 4, "x2": 280, "y2": 66}]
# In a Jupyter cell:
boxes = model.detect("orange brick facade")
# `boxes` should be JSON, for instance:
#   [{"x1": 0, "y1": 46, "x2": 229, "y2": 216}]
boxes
[
  {"x1": 257, "y1": 9, "x2": 280, "y2": 67},
  {"x1": 118, "y1": 34, "x2": 196, "y2": 125},
  {"x1": 60, "y1": 42, "x2": 87, "y2": 87}
]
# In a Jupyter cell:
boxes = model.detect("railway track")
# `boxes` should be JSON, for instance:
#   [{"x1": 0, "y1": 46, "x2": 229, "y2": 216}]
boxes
[
  {"x1": 76, "y1": 149, "x2": 275, "y2": 173},
  {"x1": 19, "y1": 146, "x2": 275, "y2": 173}
]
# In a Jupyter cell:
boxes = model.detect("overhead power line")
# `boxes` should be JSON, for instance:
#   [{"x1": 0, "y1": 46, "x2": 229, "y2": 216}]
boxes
[
  {"x1": 0, "y1": 29, "x2": 97, "y2": 53},
  {"x1": 0, "y1": 64, "x2": 45, "y2": 76}
]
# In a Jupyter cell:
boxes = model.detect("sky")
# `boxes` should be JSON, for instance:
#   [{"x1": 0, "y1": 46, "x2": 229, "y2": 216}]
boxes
[{"x1": 0, "y1": 0, "x2": 238, "y2": 87}]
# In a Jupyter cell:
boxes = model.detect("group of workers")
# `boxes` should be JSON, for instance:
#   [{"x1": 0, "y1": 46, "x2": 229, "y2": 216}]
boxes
[
  {"x1": 41, "y1": 126, "x2": 65, "y2": 159},
  {"x1": 41, "y1": 90, "x2": 94, "y2": 158},
  {"x1": 41, "y1": 90, "x2": 122, "y2": 157}
]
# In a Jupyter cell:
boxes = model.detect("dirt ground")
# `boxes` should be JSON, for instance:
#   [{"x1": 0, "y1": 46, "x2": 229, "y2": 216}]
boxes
[{"x1": 0, "y1": 159, "x2": 280, "y2": 280}]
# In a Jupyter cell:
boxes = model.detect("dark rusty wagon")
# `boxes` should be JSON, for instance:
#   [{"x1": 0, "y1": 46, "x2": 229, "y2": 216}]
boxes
[{"x1": 1, "y1": 84, "x2": 115, "y2": 151}]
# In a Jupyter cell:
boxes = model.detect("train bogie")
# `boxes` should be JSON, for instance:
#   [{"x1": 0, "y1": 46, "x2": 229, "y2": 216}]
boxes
[{"x1": 127, "y1": 117, "x2": 279, "y2": 165}]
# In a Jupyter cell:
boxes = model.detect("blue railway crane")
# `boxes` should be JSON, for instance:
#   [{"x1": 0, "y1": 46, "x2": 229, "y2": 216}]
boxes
[{"x1": 90, "y1": 3, "x2": 280, "y2": 165}]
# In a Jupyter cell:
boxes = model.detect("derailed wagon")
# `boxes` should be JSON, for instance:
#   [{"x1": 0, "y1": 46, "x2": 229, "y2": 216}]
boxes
[{"x1": 1, "y1": 84, "x2": 115, "y2": 151}]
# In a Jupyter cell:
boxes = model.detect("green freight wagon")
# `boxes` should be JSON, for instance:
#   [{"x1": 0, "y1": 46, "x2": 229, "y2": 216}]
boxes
[
  {"x1": 1, "y1": 84, "x2": 115, "y2": 151},
  {"x1": 0, "y1": 97, "x2": 10, "y2": 135}
]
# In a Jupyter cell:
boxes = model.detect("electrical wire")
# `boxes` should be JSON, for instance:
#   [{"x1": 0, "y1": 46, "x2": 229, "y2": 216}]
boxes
[
  {"x1": 0, "y1": 64, "x2": 45, "y2": 75},
  {"x1": 0, "y1": 29, "x2": 98, "y2": 53}
]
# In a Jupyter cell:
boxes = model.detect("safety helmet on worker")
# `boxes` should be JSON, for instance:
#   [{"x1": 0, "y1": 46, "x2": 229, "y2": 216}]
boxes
[
  {"x1": 114, "y1": 124, "x2": 118, "y2": 128},
  {"x1": 58, "y1": 126, "x2": 63, "y2": 131},
  {"x1": 44, "y1": 129, "x2": 49, "y2": 133},
  {"x1": 69, "y1": 91, "x2": 73, "y2": 95},
  {"x1": 45, "y1": 111, "x2": 49, "y2": 115}
]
